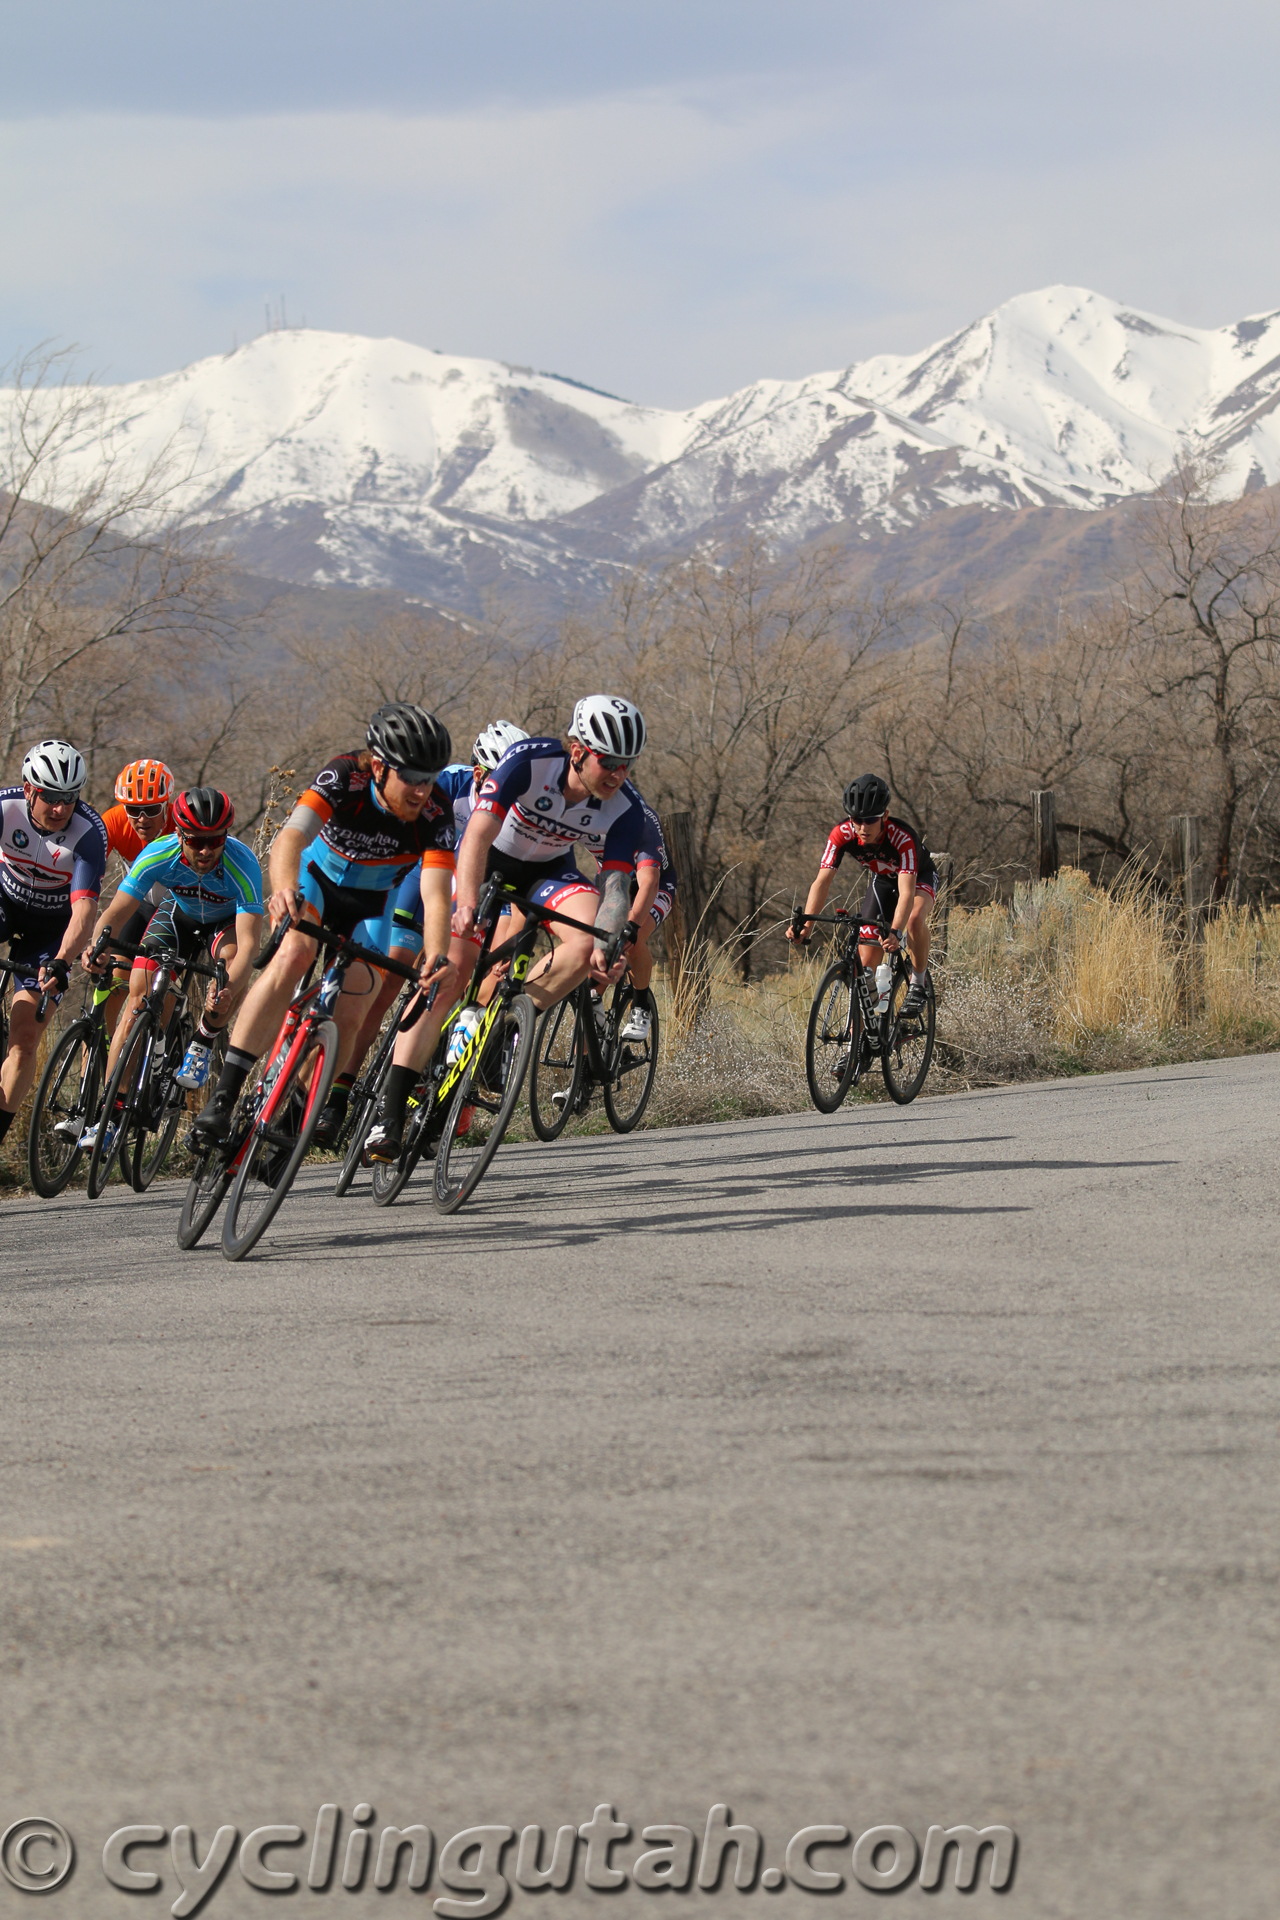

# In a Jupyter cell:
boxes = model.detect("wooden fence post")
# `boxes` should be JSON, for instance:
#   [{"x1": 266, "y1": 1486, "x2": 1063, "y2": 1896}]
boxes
[
  {"x1": 1031, "y1": 789, "x2": 1059, "y2": 879},
  {"x1": 658, "y1": 809, "x2": 711, "y2": 1026},
  {"x1": 1169, "y1": 814, "x2": 1206, "y2": 1017},
  {"x1": 932, "y1": 852, "x2": 953, "y2": 963}
]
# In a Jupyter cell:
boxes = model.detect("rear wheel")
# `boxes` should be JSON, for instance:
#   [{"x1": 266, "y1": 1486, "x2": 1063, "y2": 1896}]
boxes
[
  {"x1": 805, "y1": 962, "x2": 860, "y2": 1113},
  {"x1": 602, "y1": 986, "x2": 659, "y2": 1133},
  {"x1": 370, "y1": 1074, "x2": 443, "y2": 1208},
  {"x1": 130, "y1": 1009, "x2": 192, "y2": 1190},
  {"x1": 221, "y1": 1019, "x2": 338, "y2": 1260},
  {"x1": 880, "y1": 967, "x2": 935, "y2": 1104},
  {"x1": 528, "y1": 996, "x2": 584, "y2": 1140},
  {"x1": 433, "y1": 994, "x2": 535, "y2": 1214},
  {"x1": 86, "y1": 1014, "x2": 152, "y2": 1198},
  {"x1": 27, "y1": 1018, "x2": 102, "y2": 1197}
]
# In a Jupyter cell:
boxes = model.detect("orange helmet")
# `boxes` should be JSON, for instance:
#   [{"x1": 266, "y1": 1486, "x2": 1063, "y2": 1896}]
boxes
[{"x1": 115, "y1": 758, "x2": 175, "y2": 806}]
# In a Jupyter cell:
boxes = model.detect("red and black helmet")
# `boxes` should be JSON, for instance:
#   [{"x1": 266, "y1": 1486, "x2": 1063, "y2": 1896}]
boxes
[{"x1": 173, "y1": 787, "x2": 235, "y2": 837}]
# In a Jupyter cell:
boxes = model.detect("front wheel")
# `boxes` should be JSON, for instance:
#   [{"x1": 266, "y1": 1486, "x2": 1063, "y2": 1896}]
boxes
[
  {"x1": 880, "y1": 968, "x2": 936, "y2": 1105},
  {"x1": 221, "y1": 1018, "x2": 338, "y2": 1260},
  {"x1": 601, "y1": 987, "x2": 659, "y2": 1133},
  {"x1": 528, "y1": 996, "x2": 584, "y2": 1140},
  {"x1": 433, "y1": 994, "x2": 536, "y2": 1214},
  {"x1": 805, "y1": 962, "x2": 860, "y2": 1113},
  {"x1": 130, "y1": 1009, "x2": 192, "y2": 1190},
  {"x1": 86, "y1": 1014, "x2": 152, "y2": 1198},
  {"x1": 27, "y1": 1018, "x2": 102, "y2": 1197}
]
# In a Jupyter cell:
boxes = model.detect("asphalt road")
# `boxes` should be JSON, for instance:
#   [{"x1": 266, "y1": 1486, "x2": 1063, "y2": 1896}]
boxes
[{"x1": 2, "y1": 1054, "x2": 1279, "y2": 1920}]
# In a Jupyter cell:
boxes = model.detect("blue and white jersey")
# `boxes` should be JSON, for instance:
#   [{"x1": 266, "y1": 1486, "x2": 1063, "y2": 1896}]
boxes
[
  {"x1": 0, "y1": 788, "x2": 107, "y2": 913},
  {"x1": 473, "y1": 737, "x2": 649, "y2": 871},
  {"x1": 117, "y1": 833, "x2": 264, "y2": 927},
  {"x1": 635, "y1": 800, "x2": 677, "y2": 893},
  {"x1": 436, "y1": 763, "x2": 478, "y2": 845}
]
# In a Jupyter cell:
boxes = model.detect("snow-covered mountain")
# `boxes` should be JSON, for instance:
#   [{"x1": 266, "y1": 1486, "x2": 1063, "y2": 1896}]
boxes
[{"x1": 9, "y1": 286, "x2": 1280, "y2": 610}]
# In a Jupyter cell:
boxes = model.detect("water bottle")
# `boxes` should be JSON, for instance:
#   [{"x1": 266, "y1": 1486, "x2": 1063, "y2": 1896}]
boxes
[
  {"x1": 447, "y1": 1005, "x2": 481, "y2": 1064},
  {"x1": 874, "y1": 961, "x2": 893, "y2": 1014}
]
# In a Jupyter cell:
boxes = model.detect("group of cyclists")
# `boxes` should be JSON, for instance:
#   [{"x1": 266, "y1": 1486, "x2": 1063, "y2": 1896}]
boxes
[{"x1": 0, "y1": 697, "x2": 937, "y2": 1213}]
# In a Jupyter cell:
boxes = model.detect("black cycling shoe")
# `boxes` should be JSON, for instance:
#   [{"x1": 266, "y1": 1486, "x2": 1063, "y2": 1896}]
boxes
[
  {"x1": 901, "y1": 981, "x2": 928, "y2": 1016},
  {"x1": 311, "y1": 1094, "x2": 348, "y2": 1150},
  {"x1": 190, "y1": 1087, "x2": 235, "y2": 1146}
]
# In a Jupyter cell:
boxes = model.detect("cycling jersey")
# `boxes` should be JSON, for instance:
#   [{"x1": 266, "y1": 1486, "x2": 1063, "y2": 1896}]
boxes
[
  {"x1": 473, "y1": 738, "x2": 649, "y2": 870},
  {"x1": 819, "y1": 814, "x2": 937, "y2": 890},
  {"x1": 288, "y1": 753, "x2": 455, "y2": 891},
  {"x1": 0, "y1": 788, "x2": 107, "y2": 912},
  {"x1": 117, "y1": 833, "x2": 264, "y2": 926},
  {"x1": 436, "y1": 763, "x2": 477, "y2": 841}
]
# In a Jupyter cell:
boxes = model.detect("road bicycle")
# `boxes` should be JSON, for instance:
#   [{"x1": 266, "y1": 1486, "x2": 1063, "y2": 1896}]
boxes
[
  {"x1": 354, "y1": 881, "x2": 635, "y2": 1214},
  {"x1": 178, "y1": 918, "x2": 420, "y2": 1260},
  {"x1": 25, "y1": 927, "x2": 132, "y2": 1196},
  {"x1": 84, "y1": 936, "x2": 228, "y2": 1198},
  {"x1": 527, "y1": 969, "x2": 657, "y2": 1139},
  {"x1": 796, "y1": 910, "x2": 936, "y2": 1109}
]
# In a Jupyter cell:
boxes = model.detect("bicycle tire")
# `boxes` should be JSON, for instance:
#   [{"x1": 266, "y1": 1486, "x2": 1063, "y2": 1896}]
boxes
[
  {"x1": 27, "y1": 1017, "x2": 102, "y2": 1197},
  {"x1": 601, "y1": 987, "x2": 659, "y2": 1133},
  {"x1": 177, "y1": 1149, "x2": 237, "y2": 1249},
  {"x1": 528, "y1": 995, "x2": 584, "y2": 1140},
  {"x1": 805, "y1": 961, "x2": 860, "y2": 1113},
  {"x1": 130, "y1": 1008, "x2": 192, "y2": 1190},
  {"x1": 369, "y1": 1077, "x2": 441, "y2": 1207},
  {"x1": 334, "y1": 1041, "x2": 396, "y2": 1197},
  {"x1": 221, "y1": 1018, "x2": 338, "y2": 1260},
  {"x1": 880, "y1": 966, "x2": 936, "y2": 1105},
  {"x1": 432, "y1": 993, "x2": 535, "y2": 1214},
  {"x1": 85, "y1": 1013, "x2": 153, "y2": 1198}
]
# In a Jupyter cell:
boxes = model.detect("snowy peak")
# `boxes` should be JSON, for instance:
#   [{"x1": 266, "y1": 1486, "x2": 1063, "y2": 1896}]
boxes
[{"x1": 8, "y1": 288, "x2": 1280, "y2": 609}]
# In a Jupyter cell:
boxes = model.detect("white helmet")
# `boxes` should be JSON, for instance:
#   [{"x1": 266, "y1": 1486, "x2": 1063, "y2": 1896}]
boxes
[
  {"x1": 22, "y1": 738, "x2": 87, "y2": 797},
  {"x1": 472, "y1": 720, "x2": 529, "y2": 771},
  {"x1": 569, "y1": 694, "x2": 646, "y2": 761}
]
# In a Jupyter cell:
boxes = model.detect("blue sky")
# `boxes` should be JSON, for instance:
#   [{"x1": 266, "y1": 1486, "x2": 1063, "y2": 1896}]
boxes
[{"x1": 3, "y1": 0, "x2": 1278, "y2": 406}]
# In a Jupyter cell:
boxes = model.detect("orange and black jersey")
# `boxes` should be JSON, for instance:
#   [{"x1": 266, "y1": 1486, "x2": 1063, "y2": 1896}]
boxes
[{"x1": 289, "y1": 753, "x2": 456, "y2": 890}]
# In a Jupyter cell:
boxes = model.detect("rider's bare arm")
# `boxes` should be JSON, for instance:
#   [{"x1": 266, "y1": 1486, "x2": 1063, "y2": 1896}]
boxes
[
  {"x1": 452, "y1": 810, "x2": 503, "y2": 935},
  {"x1": 266, "y1": 824, "x2": 312, "y2": 925},
  {"x1": 83, "y1": 889, "x2": 142, "y2": 970},
  {"x1": 787, "y1": 867, "x2": 834, "y2": 942}
]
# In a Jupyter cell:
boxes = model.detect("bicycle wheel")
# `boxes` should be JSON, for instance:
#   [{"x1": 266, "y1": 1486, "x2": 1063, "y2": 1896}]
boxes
[
  {"x1": 27, "y1": 1017, "x2": 102, "y2": 1197},
  {"x1": 880, "y1": 967, "x2": 936, "y2": 1105},
  {"x1": 370, "y1": 1076, "x2": 441, "y2": 1207},
  {"x1": 805, "y1": 961, "x2": 860, "y2": 1113},
  {"x1": 601, "y1": 987, "x2": 659, "y2": 1133},
  {"x1": 130, "y1": 1009, "x2": 192, "y2": 1190},
  {"x1": 334, "y1": 1045, "x2": 395, "y2": 1198},
  {"x1": 433, "y1": 993, "x2": 535, "y2": 1214},
  {"x1": 528, "y1": 996, "x2": 584, "y2": 1140},
  {"x1": 86, "y1": 1014, "x2": 153, "y2": 1198},
  {"x1": 177, "y1": 1148, "x2": 237, "y2": 1249},
  {"x1": 221, "y1": 1018, "x2": 338, "y2": 1260}
]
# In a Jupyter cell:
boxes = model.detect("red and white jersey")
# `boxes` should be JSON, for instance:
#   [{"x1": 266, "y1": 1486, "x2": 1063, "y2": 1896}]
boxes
[{"x1": 819, "y1": 814, "x2": 936, "y2": 885}]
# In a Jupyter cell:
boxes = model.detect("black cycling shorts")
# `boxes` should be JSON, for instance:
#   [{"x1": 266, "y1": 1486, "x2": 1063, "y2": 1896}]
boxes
[
  {"x1": 141, "y1": 900, "x2": 233, "y2": 973},
  {"x1": 858, "y1": 869, "x2": 936, "y2": 938},
  {"x1": 0, "y1": 894, "x2": 71, "y2": 994}
]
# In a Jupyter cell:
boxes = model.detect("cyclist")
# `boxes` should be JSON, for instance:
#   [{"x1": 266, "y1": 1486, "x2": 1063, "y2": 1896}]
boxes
[
  {"x1": 191, "y1": 704, "x2": 459, "y2": 1148},
  {"x1": 93, "y1": 758, "x2": 178, "y2": 1032},
  {"x1": 0, "y1": 740, "x2": 107, "y2": 1149},
  {"x1": 610, "y1": 799, "x2": 675, "y2": 1044},
  {"x1": 786, "y1": 773, "x2": 935, "y2": 1014},
  {"x1": 365, "y1": 695, "x2": 649, "y2": 1160},
  {"x1": 84, "y1": 790, "x2": 265, "y2": 1137},
  {"x1": 318, "y1": 719, "x2": 531, "y2": 1145}
]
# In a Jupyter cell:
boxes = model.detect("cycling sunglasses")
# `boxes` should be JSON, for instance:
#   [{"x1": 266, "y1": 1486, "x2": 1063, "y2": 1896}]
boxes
[
  {"x1": 389, "y1": 764, "x2": 440, "y2": 786},
  {"x1": 34, "y1": 787, "x2": 78, "y2": 807},
  {"x1": 125, "y1": 802, "x2": 166, "y2": 819},
  {"x1": 590, "y1": 751, "x2": 632, "y2": 773},
  {"x1": 178, "y1": 830, "x2": 227, "y2": 851}
]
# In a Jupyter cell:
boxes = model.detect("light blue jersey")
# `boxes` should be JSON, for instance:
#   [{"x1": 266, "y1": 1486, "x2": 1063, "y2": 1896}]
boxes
[{"x1": 118, "y1": 833, "x2": 263, "y2": 925}]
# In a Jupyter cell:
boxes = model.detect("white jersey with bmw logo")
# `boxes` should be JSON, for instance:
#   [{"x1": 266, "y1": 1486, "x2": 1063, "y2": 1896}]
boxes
[{"x1": 473, "y1": 737, "x2": 647, "y2": 869}]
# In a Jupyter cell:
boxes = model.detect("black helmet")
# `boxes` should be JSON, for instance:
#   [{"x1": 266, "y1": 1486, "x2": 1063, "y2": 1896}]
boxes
[
  {"x1": 843, "y1": 773, "x2": 890, "y2": 822},
  {"x1": 366, "y1": 703, "x2": 451, "y2": 780},
  {"x1": 173, "y1": 787, "x2": 235, "y2": 835}
]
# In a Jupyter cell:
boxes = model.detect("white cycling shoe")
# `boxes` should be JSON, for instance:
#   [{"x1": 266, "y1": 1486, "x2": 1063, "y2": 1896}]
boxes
[
  {"x1": 175, "y1": 1040, "x2": 213, "y2": 1091},
  {"x1": 620, "y1": 1005, "x2": 651, "y2": 1043}
]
